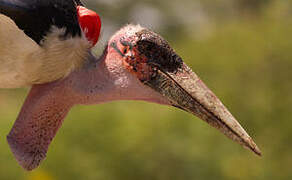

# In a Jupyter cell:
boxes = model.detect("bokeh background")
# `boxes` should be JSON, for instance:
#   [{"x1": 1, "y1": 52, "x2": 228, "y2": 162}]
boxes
[{"x1": 1, "y1": 0, "x2": 292, "y2": 179}]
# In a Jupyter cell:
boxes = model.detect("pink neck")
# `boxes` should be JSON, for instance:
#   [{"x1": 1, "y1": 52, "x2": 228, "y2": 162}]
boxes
[{"x1": 52, "y1": 51, "x2": 170, "y2": 106}]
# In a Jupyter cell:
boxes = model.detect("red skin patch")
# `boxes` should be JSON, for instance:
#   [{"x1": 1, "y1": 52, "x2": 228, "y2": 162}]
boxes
[
  {"x1": 123, "y1": 46, "x2": 156, "y2": 82},
  {"x1": 112, "y1": 38, "x2": 156, "y2": 82},
  {"x1": 77, "y1": 6, "x2": 101, "y2": 47}
]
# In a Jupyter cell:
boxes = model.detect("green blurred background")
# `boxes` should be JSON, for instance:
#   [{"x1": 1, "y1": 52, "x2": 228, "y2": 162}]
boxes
[{"x1": 1, "y1": 0, "x2": 292, "y2": 179}]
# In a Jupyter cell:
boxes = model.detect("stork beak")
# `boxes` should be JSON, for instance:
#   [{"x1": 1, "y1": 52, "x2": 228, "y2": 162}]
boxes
[{"x1": 144, "y1": 63, "x2": 262, "y2": 156}]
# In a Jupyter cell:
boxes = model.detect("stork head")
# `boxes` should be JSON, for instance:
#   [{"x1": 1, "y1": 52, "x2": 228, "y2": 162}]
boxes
[{"x1": 101, "y1": 25, "x2": 261, "y2": 155}]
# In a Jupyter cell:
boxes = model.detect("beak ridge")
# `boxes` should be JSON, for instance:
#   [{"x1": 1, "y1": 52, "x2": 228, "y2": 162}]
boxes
[{"x1": 145, "y1": 63, "x2": 262, "y2": 156}]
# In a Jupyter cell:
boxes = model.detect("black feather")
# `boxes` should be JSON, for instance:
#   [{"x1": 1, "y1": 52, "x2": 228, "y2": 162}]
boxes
[{"x1": 0, "y1": 0, "x2": 82, "y2": 44}]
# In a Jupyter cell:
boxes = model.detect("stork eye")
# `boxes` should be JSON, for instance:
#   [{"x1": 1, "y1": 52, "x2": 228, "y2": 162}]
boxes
[
  {"x1": 123, "y1": 48, "x2": 128, "y2": 54},
  {"x1": 120, "y1": 40, "x2": 134, "y2": 50}
]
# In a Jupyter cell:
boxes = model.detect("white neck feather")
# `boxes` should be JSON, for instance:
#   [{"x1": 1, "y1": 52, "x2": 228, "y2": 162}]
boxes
[{"x1": 0, "y1": 14, "x2": 91, "y2": 88}]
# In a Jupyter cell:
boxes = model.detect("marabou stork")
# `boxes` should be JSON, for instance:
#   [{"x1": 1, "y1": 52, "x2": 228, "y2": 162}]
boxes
[{"x1": 6, "y1": 24, "x2": 261, "y2": 171}]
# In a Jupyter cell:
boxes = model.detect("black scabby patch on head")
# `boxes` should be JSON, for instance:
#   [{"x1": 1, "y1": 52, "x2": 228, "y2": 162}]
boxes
[{"x1": 135, "y1": 29, "x2": 183, "y2": 73}]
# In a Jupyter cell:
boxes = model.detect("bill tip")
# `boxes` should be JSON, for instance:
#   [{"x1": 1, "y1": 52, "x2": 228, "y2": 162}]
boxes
[
  {"x1": 253, "y1": 146, "x2": 262, "y2": 156},
  {"x1": 246, "y1": 137, "x2": 262, "y2": 156}
]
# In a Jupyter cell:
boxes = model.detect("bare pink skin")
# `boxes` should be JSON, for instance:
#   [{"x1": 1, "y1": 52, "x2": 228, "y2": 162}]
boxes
[{"x1": 7, "y1": 26, "x2": 170, "y2": 171}]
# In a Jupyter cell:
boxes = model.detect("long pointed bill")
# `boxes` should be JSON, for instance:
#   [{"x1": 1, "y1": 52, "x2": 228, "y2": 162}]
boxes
[{"x1": 144, "y1": 63, "x2": 261, "y2": 156}]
